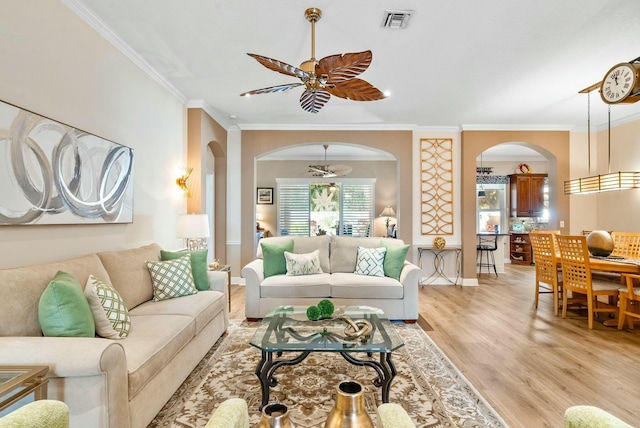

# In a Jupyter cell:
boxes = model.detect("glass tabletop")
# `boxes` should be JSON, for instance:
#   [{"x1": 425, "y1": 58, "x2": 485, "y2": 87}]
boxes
[{"x1": 249, "y1": 306, "x2": 404, "y2": 353}]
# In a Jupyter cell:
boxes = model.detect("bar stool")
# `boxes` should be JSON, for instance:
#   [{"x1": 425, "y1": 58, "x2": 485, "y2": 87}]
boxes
[{"x1": 477, "y1": 234, "x2": 498, "y2": 276}]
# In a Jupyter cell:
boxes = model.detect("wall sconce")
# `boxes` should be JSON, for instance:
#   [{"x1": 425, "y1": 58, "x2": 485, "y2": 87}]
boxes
[
  {"x1": 379, "y1": 206, "x2": 396, "y2": 229},
  {"x1": 177, "y1": 213, "x2": 210, "y2": 251},
  {"x1": 176, "y1": 166, "x2": 193, "y2": 197}
]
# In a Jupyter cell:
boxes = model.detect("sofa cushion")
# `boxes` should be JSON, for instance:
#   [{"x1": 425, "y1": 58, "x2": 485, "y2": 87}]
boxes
[
  {"x1": 38, "y1": 271, "x2": 95, "y2": 337},
  {"x1": 381, "y1": 242, "x2": 410, "y2": 281},
  {"x1": 261, "y1": 240, "x2": 294, "y2": 278},
  {"x1": 260, "y1": 273, "x2": 332, "y2": 298},
  {"x1": 130, "y1": 290, "x2": 225, "y2": 335},
  {"x1": 355, "y1": 246, "x2": 387, "y2": 277},
  {"x1": 330, "y1": 273, "x2": 404, "y2": 299},
  {"x1": 258, "y1": 236, "x2": 331, "y2": 273},
  {"x1": 97, "y1": 243, "x2": 162, "y2": 310},
  {"x1": 330, "y1": 236, "x2": 383, "y2": 273},
  {"x1": 161, "y1": 249, "x2": 209, "y2": 291},
  {"x1": 146, "y1": 254, "x2": 198, "y2": 301},
  {"x1": 285, "y1": 250, "x2": 323, "y2": 276},
  {"x1": 84, "y1": 275, "x2": 131, "y2": 339},
  {"x1": 0, "y1": 253, "x2": 111, "y2": 336},
  {"x1": 119, "y1": 313, "x2": 195, "y2": 398}
]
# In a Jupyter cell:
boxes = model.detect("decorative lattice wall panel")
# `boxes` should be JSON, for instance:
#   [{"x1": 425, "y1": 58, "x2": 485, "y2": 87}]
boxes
[{"x1": 420, "y1": 138, "x2": 454, "y2": 235}]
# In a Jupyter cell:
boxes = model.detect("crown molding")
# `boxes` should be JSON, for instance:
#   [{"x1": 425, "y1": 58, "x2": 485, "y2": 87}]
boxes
[
  {"x1": 62, "y1": 0, "x2": 187, "y2": 105},
  {"x1": 460, "y1": 124, "x2": 574, "y2": 131},
  {"x1": 236, "y1": 123, "x2": 417, "y2": 131},
  {"x1": 187, "y1": 100, "x2": 232, "y2": 130},
  {"x1": 594, "y1": 111, "x2": 640, "y2": 132},
  {"x1": 413, "y1": 125, "x2": 462, "y2": 133}
]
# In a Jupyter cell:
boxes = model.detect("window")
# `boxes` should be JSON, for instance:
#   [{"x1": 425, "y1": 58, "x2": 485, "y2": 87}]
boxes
[{"x1": 277, "y1": 178, "x2": 375, "y2": 237}]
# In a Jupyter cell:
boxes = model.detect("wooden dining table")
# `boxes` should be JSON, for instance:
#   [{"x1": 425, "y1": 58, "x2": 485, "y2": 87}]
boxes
[{"x1": 588, "y1": 256, "x2": 640, "y2": 326}]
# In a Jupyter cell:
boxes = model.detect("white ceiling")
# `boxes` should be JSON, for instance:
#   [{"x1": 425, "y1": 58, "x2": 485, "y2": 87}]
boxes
[{"x1": 66, "y1": 0, "x2": 640, "y2": 132}]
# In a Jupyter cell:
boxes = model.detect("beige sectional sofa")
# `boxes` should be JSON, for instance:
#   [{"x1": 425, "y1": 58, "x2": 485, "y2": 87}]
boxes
[
  {"x1": 242, "y1": 235, "x2": 421, "y2": 321},
  {"x1": 0, "y1": 243, "x2": 229, "y2": 428}
]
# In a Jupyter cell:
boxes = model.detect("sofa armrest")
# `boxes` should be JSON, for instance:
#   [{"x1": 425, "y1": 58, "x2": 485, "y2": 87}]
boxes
[
  {"x1": 207, "y1": 270, "x2": 228, "y2": 294},
  {"x1": 0, "y1": 337, "x2": 130, "y2": 428},
  {"x1": 242, "y1": 259, "x2": 264, "y2": 318},
  {"x1": 399, "y1": 261, "x2": 421, "y2": 320}
]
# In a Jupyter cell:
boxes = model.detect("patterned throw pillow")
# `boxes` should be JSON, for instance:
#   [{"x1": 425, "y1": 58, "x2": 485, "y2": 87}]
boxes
[
  {"x1": 354, "y1": 246, "x2": 387, "y2": 277},
  {"x1": 284, "y1": 250, "x2": 324, "y2": 276},
  {"x1": 145, "y1": 254, "x2": 198, "y2": 301},
  {"x1": 84, "y1": 275, "x2": 131, "y2": 339}
]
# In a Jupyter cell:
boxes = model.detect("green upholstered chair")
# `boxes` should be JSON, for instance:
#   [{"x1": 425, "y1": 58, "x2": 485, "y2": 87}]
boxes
[
  {"x1": 376, "y1": 403, "x2": 416, "y2": 428},
  {"x1": 0, "y1": 400, "x2": 69, "y2": 428},
  {"x1": 564, "y1": 405, "x2": 632, "y2": 428},
  {"x1": 205, "y1": 398, "x2": 249, "y2": 428}
]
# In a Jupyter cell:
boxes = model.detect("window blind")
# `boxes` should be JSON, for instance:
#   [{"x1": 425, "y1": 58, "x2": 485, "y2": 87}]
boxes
[
  {"x1": 340, "y1": 183, "x2": 374, "y2": 237},
  {"x1": 277, "y1": 182, "x2": 310, "y2": 236}
]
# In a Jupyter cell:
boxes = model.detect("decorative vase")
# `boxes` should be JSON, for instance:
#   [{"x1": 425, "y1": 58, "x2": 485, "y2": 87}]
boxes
[
  {"x1": 257, "y1": 403, "x2": 296, "y2": 428},
  {"x1": 324, "y1": 381, "x2": 374, "y2": 428}
]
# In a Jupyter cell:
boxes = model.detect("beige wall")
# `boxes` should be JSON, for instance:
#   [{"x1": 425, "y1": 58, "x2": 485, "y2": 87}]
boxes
[
  {"x1": 187, "y1": 109, "x2": 228, "y2": 262},
  {"x1": 0, "y1": 2, "x2": 188, "y2": 269},
  {"x1": 241, "y1": 130, "x2": 412, "y2": 267},
  {"x1": 461, "y1": 130, "x2": 571, "y2": 280}
]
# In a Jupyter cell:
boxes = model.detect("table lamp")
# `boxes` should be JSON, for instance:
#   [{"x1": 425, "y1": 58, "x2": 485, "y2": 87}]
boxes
[
  {"x1": 379, "y1": 206, "x2": 396, "y2": 229},
  {"x1": 177, "y1": 214, "x2": 210, "y2": 251}
]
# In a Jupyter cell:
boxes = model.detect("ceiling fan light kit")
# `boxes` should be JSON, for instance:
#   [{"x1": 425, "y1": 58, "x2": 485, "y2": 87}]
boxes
[{"x1": 240, "y1": 7, "x2": 385, "y2": 113}]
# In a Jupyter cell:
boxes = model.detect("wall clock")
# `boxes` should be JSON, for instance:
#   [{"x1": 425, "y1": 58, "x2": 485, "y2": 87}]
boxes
[{"x1": 600, "y1": 60, "x2": 640, "y2": 104}]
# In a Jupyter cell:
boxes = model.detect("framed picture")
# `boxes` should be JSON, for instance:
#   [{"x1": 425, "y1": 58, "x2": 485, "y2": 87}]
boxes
[{"x1": 257, "y1": 187, "x2": 273, "y2": 205}]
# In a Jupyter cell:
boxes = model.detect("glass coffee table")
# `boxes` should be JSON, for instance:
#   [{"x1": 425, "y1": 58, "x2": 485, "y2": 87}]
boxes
[
  {"x1": 0, "y1": 365, "x2": 49, "y2": 412},
  {"x1": 249, "y1": 306, "x2": 404, "y2": 408}
]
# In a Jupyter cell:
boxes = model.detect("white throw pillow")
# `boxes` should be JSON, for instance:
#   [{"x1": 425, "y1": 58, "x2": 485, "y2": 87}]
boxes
[
  {"x1": 354, "y1": 246, "x2": 387, "y2": 277},
  {"x1": 84, "y1": 275, "x2": 131, "y2": 339},
  {"x1": 145, "y1": 254, "x2": 198, "y2": 301},
  {"x1": 284, "y1": 250, "x2": 324, "y2": 276}
]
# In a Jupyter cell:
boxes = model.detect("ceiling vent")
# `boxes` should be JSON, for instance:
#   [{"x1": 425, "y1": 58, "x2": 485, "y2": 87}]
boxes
[{"x1": 381, "y1": 10, "x2": 412, "y2": 29}]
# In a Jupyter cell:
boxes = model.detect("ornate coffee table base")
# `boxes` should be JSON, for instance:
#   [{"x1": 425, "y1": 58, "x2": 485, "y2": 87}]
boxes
[{"x1": 255, "y1": 350, "x2": 397, "y2": 409}]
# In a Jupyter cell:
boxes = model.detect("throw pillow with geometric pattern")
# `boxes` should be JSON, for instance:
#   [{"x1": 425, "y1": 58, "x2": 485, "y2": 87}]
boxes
[
  {"x1": 84, "y1": 275, "x2": 131, "y2": 339},
  {"x1": 354, "y1": 246, "x2": 387, "y2": 277},
  {"x1": 145, "y1": 253, "x2": 198, "y2": 302}
]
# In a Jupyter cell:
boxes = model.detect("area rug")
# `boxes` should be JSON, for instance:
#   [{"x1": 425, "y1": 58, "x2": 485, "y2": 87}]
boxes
[{"x1": 148, "y1": 320, "x2": 508, "y2": 427}]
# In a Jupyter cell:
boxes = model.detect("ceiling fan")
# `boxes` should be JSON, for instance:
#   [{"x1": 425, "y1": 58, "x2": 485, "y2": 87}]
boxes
[
  {"x1": 239, "y1": 7, "x2": 385, "y2": 113},
  {"x1": 306, "y1": 145, "x2": 352, "y2": 178}
]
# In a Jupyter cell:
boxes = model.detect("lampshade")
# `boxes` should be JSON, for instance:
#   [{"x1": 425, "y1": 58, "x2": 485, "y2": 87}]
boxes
[
  {"x1": 177, "y1": 214, "x2": 210, "y2": 238},
  {"x1": 379, "y1": 206, "x2": 396, "y2": 218},
  {"x1": 256, "y1": 212, "x2": 263, "y2": 221}
]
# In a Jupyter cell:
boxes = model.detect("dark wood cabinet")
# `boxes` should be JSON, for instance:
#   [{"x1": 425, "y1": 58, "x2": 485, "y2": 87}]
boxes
[
  {"x1": 510, "y1": 233, "x2": 532, "y2": 265},
  {"x1": 509, "y1": 174, "x2": 546, "y2": 217}
]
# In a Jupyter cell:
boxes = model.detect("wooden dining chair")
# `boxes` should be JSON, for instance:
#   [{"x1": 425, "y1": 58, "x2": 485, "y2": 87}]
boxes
[
  {"x1": 610, "y1": 232, "x2": 640, "y2": 260},
  {"x1": 555, "y1": 234, "x2": 620, "y2": 329},
  {"x1": 618, "y1": 273, "x2": 640, "y2": 330},
  {"x1": 529, "y1": 232, "x2": 562, "y2": 315}
]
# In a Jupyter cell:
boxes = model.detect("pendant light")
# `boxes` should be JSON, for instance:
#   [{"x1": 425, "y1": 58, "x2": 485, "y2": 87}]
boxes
[
  {"x1": 564, "y1": 87, "x2": 640, "y2": 194},
  {"x1": 477, "y1": 153, "x2": 486, "y2": 197}
]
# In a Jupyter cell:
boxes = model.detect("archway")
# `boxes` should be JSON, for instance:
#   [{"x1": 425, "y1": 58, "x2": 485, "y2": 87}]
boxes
[{"x1": 461, "y1": 130, "x2": 571, "y2": 284}]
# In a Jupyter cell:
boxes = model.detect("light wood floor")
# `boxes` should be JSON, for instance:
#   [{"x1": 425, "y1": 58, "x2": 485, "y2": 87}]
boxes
[{"x1": 228, "y1": 264, "x2": 640, "y2": 427}]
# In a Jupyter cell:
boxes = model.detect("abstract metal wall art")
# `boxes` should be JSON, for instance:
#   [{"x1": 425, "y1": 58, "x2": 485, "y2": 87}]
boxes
[
  {"x1": 0, "y1": 100, "x2": 134, "y2": 225},
  {"x1": 420, "y1": 138, "x2": 453, "y2": 235}
]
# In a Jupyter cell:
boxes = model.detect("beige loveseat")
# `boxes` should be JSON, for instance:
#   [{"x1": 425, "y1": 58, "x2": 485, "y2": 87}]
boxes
[
  {"x1": 0, "y1": 243, "x2": 229, "y2": 428},
  {"x1": 242, "y1": 235, "x2": 421, "y2": 321}
]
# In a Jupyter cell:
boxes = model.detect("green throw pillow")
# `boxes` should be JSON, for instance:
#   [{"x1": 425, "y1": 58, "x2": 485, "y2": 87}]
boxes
[
  {"x1": 38, "y1": 271, "x2": 95, "y2": 337},
  {"x1": 381, "y1": 242, "x2": 410, "y2": 281},
  {"x1": 261, "y1": 240, "x2": 294, "y2": 278},
  {"x1": 161, "y1": 249, "x2": 209, "y2": 291}
]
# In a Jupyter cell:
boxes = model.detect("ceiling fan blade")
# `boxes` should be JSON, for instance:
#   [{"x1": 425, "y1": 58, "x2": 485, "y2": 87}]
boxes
[
  {"x1": 317, "y1": 51, "x2": 373, "y2": 84},
  {"x1": 300, "y1": 89, "x2": 331, "y2": 113},
  {"x1": 247, "y1": 54, "x2": 308, "y2": 79},
  {"x1": 326, "y1": 79, "x2": 385, "y2": 101},
  {"x1": 327, "y1": 165, "x2": 352, "y2": 176},
  {"x1": 309, "y1": 166, "x2": 328, "y2": 174},
  {"x1": 240, "y1": 82, "x2": 303, "y2": 96}
]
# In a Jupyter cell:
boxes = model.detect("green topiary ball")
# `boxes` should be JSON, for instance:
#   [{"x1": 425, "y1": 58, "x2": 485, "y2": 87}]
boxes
[
  {"x1": 317, "y1": 299, "x2": 335, "y2": 319},
  {"x1": 306, "y1": 305, "x2": 321, "y2": 321}
]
